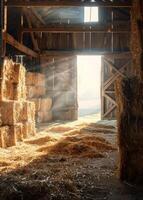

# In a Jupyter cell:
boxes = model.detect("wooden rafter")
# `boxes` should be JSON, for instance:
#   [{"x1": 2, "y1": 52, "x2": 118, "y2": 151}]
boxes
[
  {"x1": 23, "y1": 8, "x2": 39, "y2": 51},
  {"x1": 6, "y1": 1, "x2": 132, "y2": 7},
  {"x1": 30, "y1": 8, "x2": 46, "y2": 25},
  {"x1": 21, "y1": 23, "x2": 130, "y2": 33},
  {"x1": 4, "y1": 33, "x2": 38, "y2": 58},
  {"x1": 41, "y1": 51, "x2": 130, "y2": 57}
]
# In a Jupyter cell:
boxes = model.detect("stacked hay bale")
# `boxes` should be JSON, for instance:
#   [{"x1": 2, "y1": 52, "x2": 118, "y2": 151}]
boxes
[
  {"x1": 26, "y1": 72, "x2": 53, "y2": 123},
  {"x1": 0, "y1": 59, "x2": 36, "y2": 148},
  {"x1": 116, "y1": 77, "x2": 143, "y2": 183},
  {"x1": 115, "y1": 0, "x2": 143, "y2": 184}
]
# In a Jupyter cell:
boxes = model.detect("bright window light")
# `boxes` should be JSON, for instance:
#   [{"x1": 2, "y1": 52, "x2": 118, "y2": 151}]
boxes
[{"x1": 84, "y1": 7, "x2": 98, "y2": 22}]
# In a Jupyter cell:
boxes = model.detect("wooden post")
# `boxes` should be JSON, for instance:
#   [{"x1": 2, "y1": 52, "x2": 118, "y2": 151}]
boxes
[
  {"x1": 130, "y1": 0, "x2": 143, "y2": 79},
  {"x1": 0, "y1": 0, "x2": 5, "y2": 63},
  {"x1": 2, "y1": 0, "x2": 7, "y2": 58}
]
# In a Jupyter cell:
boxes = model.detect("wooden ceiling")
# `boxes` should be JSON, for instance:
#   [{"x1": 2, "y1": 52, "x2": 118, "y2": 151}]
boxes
[{"x1": 6, "y1": 0, "x2": 132, "y2": 7}]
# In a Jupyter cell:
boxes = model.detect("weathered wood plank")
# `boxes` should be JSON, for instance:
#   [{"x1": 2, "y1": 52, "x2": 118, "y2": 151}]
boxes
[
  {"x1": 6, "y1": 1, "x2": 132, "y2": 8},
  {"x1": 4, "y1": 33, "x2": 38, "y2": 58}
]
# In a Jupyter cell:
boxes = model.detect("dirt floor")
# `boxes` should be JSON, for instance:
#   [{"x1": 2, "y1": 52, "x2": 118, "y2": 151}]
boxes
[{"x1": 0, "y1": 116, "x2": 143, "y2": 200}]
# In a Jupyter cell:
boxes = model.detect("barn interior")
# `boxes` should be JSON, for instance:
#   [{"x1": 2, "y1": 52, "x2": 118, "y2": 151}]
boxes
[{"x1": 1, "y1": 0, "x2": 143, "y2": 199}]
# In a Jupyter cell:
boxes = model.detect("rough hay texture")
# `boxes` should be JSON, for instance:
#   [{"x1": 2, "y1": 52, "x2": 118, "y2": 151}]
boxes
[
  {"x1": 27, "y1": 85, "x2": 46, "y2": 99},
  {"x1": 0, "y1": 59, "x2": 37, "y2": 148},
  {"x1": 0, "y1": 59, "x2": 26, "y2": 101},
  {"x1": 115, "y1": 76, "x2": 143, "y2": 184},
  {"x1": 0, "y1": 126, "x2": 11, "y2": 148},
  {"x1": 0, "y1": 100, "x2": 24, "y2": 125},
  {"x1": 10, "y1": 124, "x2": 23, "y2": 142},
  {"x1": 37, "y1": 111, "x2": 52, "y2": 123},
  {"x1": 22, "y1": 122, "x2": 36, "y2": 138},
  {"x1": 26, "y1": 72, "x2": 53, "y2": 123},
  {"x1": 26, "y1": 72, "x2": 45, "y2": 87},
  {"x1": 22, "y1": 101, "x2": 36, "y2": 122},
  {"x1": 130, "y1": 0, "x2": 143, "y2": 79}
]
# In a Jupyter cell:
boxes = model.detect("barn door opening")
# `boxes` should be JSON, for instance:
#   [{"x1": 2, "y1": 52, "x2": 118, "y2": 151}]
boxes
[{"x1": 77, "y1": 55, "x2": 101, "y2": 119}]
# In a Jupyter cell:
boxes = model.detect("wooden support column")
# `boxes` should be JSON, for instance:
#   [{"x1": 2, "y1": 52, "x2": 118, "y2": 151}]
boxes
[
  {"x1": 18, "y1": 9, "x2": 24, "y2": 43},
  {"x1": 0, "y1": 0, "x2": 4, "y2": 63},
  {"x1": 1, "y1": 0, "x2": 7, "y2": 59},
  {"x1": 130, "y1": 0, "x2": 143, "y2": 79}
]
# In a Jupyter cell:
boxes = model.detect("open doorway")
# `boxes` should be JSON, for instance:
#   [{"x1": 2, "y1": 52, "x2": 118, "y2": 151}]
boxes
[{"x1": 77, "y1": 55, "x2": 101, "y2": 120}]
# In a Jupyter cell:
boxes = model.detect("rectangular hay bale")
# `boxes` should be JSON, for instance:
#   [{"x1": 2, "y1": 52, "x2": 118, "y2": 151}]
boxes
[
  {"x1": 36, "y1": 73, "x2": 45, "y2": 86},
  {"x1": 0, "y1": 100, "x2": 24, "y2": 125},
  {"x1": 40, "y1": 98, "x2": 52, "y2": 112},
  {"x1": 22, "y1": 122, "x2": 36, "y2": 137},
  {"x1": 37, "y1": 110, "x2": 52, "y2": 123},
  {"x1": 115, "y1": 76, "x2": 143, "y2": 184},
  {"x1": 0, "y1": 126, "x2": 10, "y2": 148},
  {"x1": 22, "y1": 101, "x2": 35, "y2": 122},
  {"x1": 1, "y1": 126, "x2": 16, "y2": 147},
  {"x1": 26, "y1": 72, "x2": 37, "y2": 85},
  {"x1": 10, "y1": 124, "x2": 23, "y2": 142}
]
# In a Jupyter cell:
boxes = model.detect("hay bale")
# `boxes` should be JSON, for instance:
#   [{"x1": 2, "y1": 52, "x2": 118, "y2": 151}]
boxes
[
  {"x1": 13, "y1": 82, "x2": 27, "y2": 100},
  {"x1": 0, "y1": 60, "x2": 26, "y2": 101},
  {"x1": 36, "y1": 73, "x2": 45, "y2": 86},
  {"x1": 22, "y1": 101, "x2": 35, "y2": 122},
  {"x1": 10, "y1": 124, "x2": 23, "y2": 142},
  {"x1": 36, "y1": 86, "x2": 46, "y2": 97},
  {"x1": 26, "y1": 72, "x2": 45, "y2": 86},
  {"x1": 26, "y1": 72, "x2": 37, "y2": 85},
  {"x1": 26, "y1": 85, "x2": 37, "y2": 99},
  {"x1": 0, "y1": 100, "x2": 24, "y2": 125},
  {"x1": 0, "y1": 126, "x2": 10, "y2": 148},
  {"x1": 37, "y1": 110, "x2": 52, "y2": 123},
  {"x1": 40, "y1": 98, "x2": 52, "y2": 112},
  {"x1": 115, "y1": 76, "x2": 143, "y2": 184},
  {"x1": 3, "y1": 126, "x2": 16, "y2": 147},
  {"x1": 27, "y1": 86, "x2": 46, "y2": 99},
  {"x1": 22, "y1": 121, "x2": 36, "y2": 138},
  {"x1": 30, "y1": 98, "x2": 41, "y2": 112},
  {"x1": 12, "y1": 63, "x2": 26, "y2": 85},
  {"x1": 0, "y1": 80, "x2": 14, "y2": 100}
]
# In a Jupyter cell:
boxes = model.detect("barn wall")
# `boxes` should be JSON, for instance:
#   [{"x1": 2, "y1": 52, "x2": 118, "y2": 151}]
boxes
[
  {"x1": 41, "y1": 56, "x2": 78, "y2": 121},
  {"x1": 38, "y1": 7, "x2": 130, "y2": 52}
]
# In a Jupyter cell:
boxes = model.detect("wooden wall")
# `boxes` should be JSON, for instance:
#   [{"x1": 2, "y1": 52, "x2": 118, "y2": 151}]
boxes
[{"x1": 41, "y1": 56, "x2": 78, "y2": 121}]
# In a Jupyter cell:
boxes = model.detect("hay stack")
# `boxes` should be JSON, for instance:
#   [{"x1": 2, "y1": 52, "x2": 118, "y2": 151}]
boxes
[
  {"x1": 115, "y1": 76, "x2": 143, "y2": 183},
  {"x1": 26, "y1": 72, "x2": 53, "y2": 123},
  {"x1": 0, "y1": 59, "x2": 36, "y2": 148}
]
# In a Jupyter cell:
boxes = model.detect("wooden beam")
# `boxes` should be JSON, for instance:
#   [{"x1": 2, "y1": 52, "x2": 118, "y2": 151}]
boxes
[
  {"x1": 23, "y1": 8, "x2": 40, "y2": 51},
  {"x1": 30, "y1": 8, "x2": 46, "y2": 25},
  {"x1": 4, "y1": 33, "x2": 38, "y2": 58},
  {"x1": 1, "y1": 0, "x2": 7, "y2": 58},
  {"x1": 6, "y1": 1, "x2": 132, "y2": 7},
  {"x1": 41, "y1": 51, "x2": 130, "y2": 57},
  {"x1": 0, "y1": 0, "x2": 4, "y2": 60},
  {"x1": 22, "y1": 23, "x2": 130, "y2": 33}
]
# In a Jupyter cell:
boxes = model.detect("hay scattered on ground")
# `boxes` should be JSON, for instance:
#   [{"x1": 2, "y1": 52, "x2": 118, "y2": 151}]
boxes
[
  {"x1": 48, "y1": 126, "x2": 74, "y2": 133},
  {"x1": 0, "y1": 121, "x2": 117, "y2": 200},
  {"x1": 0, "y1": 122, "x2": 116, "y2": 174},
  {"x1": 38, "y1": 125, "x2": 116, "y2": 158}
]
